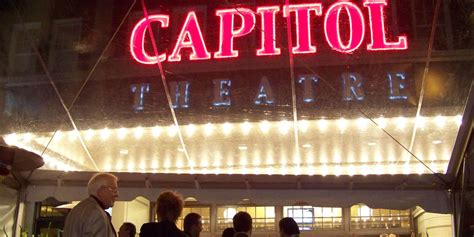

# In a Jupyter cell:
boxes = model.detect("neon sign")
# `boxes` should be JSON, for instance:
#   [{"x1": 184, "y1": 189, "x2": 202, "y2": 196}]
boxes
[{"x1": 130, "y1": 0, "x2": 408, "y2": 64}]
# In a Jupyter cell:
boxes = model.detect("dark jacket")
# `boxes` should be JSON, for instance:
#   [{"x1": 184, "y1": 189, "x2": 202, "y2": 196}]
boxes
[{"x1": 140, "y1": 220, "x2": 187, "y2": 237}]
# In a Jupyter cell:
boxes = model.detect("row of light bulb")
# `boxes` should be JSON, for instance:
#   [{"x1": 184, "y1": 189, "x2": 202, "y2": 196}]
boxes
[
  {"x1": 3, "y1": 115, "x2": 462, "y2": 143},
  {"x1": 99, "y1": 161, "x2": 446, "y2": 176}
]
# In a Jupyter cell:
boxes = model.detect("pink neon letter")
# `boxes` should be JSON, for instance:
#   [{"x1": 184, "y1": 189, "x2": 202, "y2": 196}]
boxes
[
  {"x1": 130, "y1": 15, "x2": 169, "y2": 64},
  {"x1": 324, "y1": 2, "x2": 365, "y2": 53},
  {"x1": 214, "y1": 8, "x2": 256, "y2": 58},
  {"x1": 256, "y1": 6, "x2": 281, "y2": 56},
  {"x1": 168, "y1": 12, "x2": 211, "y2": 62},
  {"x1": 363, "y1": 0, "x2": 408, "y2": 51},
  {"x1": 283, "y1": 4, "x2": 322, "y2": 54}
]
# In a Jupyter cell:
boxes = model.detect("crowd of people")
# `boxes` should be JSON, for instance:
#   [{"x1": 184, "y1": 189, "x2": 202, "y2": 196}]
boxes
[{"x1": 63, "y1": 172, "x2": 301, "y2": 237}]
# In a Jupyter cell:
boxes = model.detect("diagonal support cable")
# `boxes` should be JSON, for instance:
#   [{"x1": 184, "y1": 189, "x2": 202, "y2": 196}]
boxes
[{"x1": 140, "y1": 0, "x2": 194, "y2": 172}]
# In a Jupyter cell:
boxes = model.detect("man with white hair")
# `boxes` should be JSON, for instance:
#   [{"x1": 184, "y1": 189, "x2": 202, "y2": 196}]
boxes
[{"x1": 63, "y1": 172, "x2": 119, "y2": 237}]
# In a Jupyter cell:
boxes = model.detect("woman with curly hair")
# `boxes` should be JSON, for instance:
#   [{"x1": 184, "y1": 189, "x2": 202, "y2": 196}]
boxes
[{"x1": 140, "y1": 191, "x2": 187, "y2": 237}]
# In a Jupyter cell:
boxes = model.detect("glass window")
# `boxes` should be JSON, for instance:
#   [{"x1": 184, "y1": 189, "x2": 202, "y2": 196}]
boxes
[
  {"x1": 283, "y1": 206, "x2": 342, "y2": 231},
  {"x1": 176, "y1": 206, "x2": 211, "y2": 232},
  {"x1": 217, "y1": 206, "x2": 275, "y2": 231},
  {"x1": 350, "y1": 204, "x2": 411, "y2": 229}
]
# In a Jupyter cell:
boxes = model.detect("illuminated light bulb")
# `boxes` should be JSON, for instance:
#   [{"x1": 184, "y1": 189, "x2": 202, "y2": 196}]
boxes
[
  {"x1": 375, "y1": 116, "x2": 387, "y2": 129},
  {"x1": 337, "y1": 118, "x2": 347, "y2": 132},
  {"x1": 435, "y1": 115, "x2": 446, "y2": 128},
  {"x1": 375, "y1": 164, "x2": 384, "y2": 175},
  {"x1": 415, "y1": 116, "x2": 426, "y2": 130},
  {"x1": 151, "y1": 159, "x2": 159, "y2": 169},
  {"x1": 55, "y1": 130, "x2": 63, "y2": 140},
  {"x1": 417, "y1": 163, "x2": 424, "y2": 175},
  {"x1": 222, "y1": 122, "x2": 233, "y2": 135},
  {"x1": 278, "y1": 120, "x2": 291, "y2": 135},
  {"x1": 100, "y1": 128, "x2": 111, "y2": 140},
  {"x1": 455, "y1": 115, "x2": 462, "y2": 126},
  {"x1": 348, "y1": 165, "x2": 356, "y2": 176},
  {"x1": 356, "y1": 117, "x2": 368, "y2": 130},
  {"x1": 252, "y1": 157, "x2": 261, "y2": 166},
  {"x1": 333, "y1": 155, "x2": 341, "y2": 163},
  {"x1": 238, "y1": 145, "x2": 248, "y2": 150},
  {"x1": 167, "y1": 126, "x2": 178, "y2": 137},
  {"x1": 362, "y1": 165, "x2": 370, "y2": 176},
  {"x1": 85, "y1": 129, "x2": 94, "y2": 140},
  {"x1": 185, "y1": 124, "x2": 196, "y2": 137},
  {"x1": 298, "y1": 120, "x2": 309, "y2": 133},
  {"x1": 104, "y1": 163, "x2": 112, "y2": 171},
  {"x1": 127, "y1": 161, "x2": 135, "y2": 171},
  {"x1": 396, "y1": 116, "x2": 406, "y2": 130},
  {"x1": 241, "y1": 121, "x2": 251, "y2": 135},
  {"x1": 117, "y1": 127, "x2": 127, "y2": 140},
  {"x1": 321, "y1": 165, "x2": 328, "y2": 176},
  {"x1": 69, "y1": 130, "x2": 78, "y2": 141},
  {"x1": 334, "y1": 166, "x2": 342, "y2": 176},
  {"x1": 133, "y1": 126, "x2": 144, "y2": 139},
  {"x1": 176, "y1": 160, "x2": 184, "y2": 168},
  {"x1": 240, "y1": 157, "x2": 248, "y2": 167},
  {"x1": 23, "y1": 133, "x2": 33, "y2": 142},
  {"x1": 204, "y1": 123, "x2": 213, "y2": 136},
  {"x1": 152, "y1": 126, "x2": 161, "y2": 138},
  {"x1": 403, "y1": 162, "x2": 411, "y2": 175},
  {"x1": 5, "y1": 133, "x2": 18, "y2": 144},
  {"x1": 318, "y1": 119, "x2": 328, "y2": 131},
  {"x1": 119, "y1": 149, "x2": 129, "y2": 155},
  {"x1": 259, "y1": 120, "x2": 271, "y2": 134},
  {"x1": 116, "y1": 160, "x2": 123, "y2": 170}
]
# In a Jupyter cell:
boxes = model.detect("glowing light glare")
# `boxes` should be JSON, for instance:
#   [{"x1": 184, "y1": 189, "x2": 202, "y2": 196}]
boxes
[
  {"x1": 259, "y1": 120, "x2": 271, "y2": 133},
  {"x1": 318, "y1": 119, "x2": 328, "y2": 131},
  {"x1": 302, "y1": 144, "x2": 311, "y2": 148},
  {"x1": 204, "y1": 123, "x2": 214, "y2": 136},
  {"x1": 23, "y1": 133, "x2": 33, "y2": 142},
  {"x1": 238, "y1": 145, "x2": 248, "y2": 151},
  {"x1": 134, "y1": 126, "x2": 144, "y2": 139},
  {"x1": 167, "y1": 126, "x2": 178, "y2": 137},
  {"x1": 278, "y1": 120, "x2": 291, "y2": 134},
  {"x1": 100, "y1": 128, "x2": 111, "y2": 140},
  {"x1": 152, "y1": 126, "x2": 161, "y2": 138},
  {"x1": 361, "y1": 165, "x2": 370, "y2": 176},
  {"x1": 321, "y1": 165, "x2": 328, "y2": 176},
  {"x1": 435, "y1": 115, "x2": 446, "y2": 128},
  {"x1": 337, "y1": 118, "x2": 347, "y2": 131},
  {"x1": 417, "y1": 163, "x2": 425, "y2": 175},
  {"x1": 298, "y1": 120, "x2": 309, "y2": 132},
  {"x1": 55, "y1": 130, "x2": 63, "y2": 140},
  {"x1": 375, "y1": 164, "x2": 384, "y2": 175},
  {"x1": 222, "y1": 122, "x2": 233, "y2": 135},
  {"x1": 455, "y1": 115, "x2": 462, "y2": 126},
  {"x1": 348, "y1": 165, "x2": 356, "y2": 176},
  {"x1": 375, "y1": 116, "x2": 387, "y2": 128},
  {"x1": 68, "y1": 130, "x2": 79, "y2": 141},
  {"x1": 186, "y1": 124, "x2": 196, "y2": 137},
  {"x1": 241, "y1": 121, "x2": 252, "y2": 135},
  {"x1": 117, "y1": 127, "x2": 127, "y2": 139},
  {"x1": 119, "y1": 149, "x2": 129, "y2": 155},
  {"x1": 85, "y1": 129, "x2": 94, "y2": 140},
  {"x1": 334, "y1": 165, "x2": 342, "y2": 176},
  {"x1": 127, "y1": 161, "x2": 135, "y2": 171},
  {"x1": 5, "y1": 133, "x2": 18, "y2": 144},
  {"x1": 432, "y1": 140, "x2": 442, "y2": 145},
  {"x1": 356, "y1": 117, "x2": 368, "y2": 130},
  {"x1": 403, "y1": 163, "x2": 411, "y2": 175},
  {"x1": 414, "y1": 116, "x2": 426, "y2": 129},
  {"x1": 395, "y1": 116, "x2": 406, "y2": 130}
]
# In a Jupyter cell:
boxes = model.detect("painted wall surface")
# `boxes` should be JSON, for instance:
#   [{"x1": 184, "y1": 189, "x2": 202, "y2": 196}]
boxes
[
  {"x1": 111, "y1": 197, "x2": 150, "y2": 236},
  {"x1": 416, "y1": 211, "x2": 453, "y2": 237}
]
